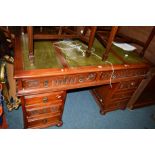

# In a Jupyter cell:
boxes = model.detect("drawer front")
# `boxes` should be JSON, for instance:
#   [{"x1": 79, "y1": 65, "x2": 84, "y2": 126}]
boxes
[
  {"x1": 22, "y1": 72, "x2": 97, "y2": 90},
  {"x1": 25, "y1": 91, "x2": 65, "y2": 105},
  {"x1": 26, "y1": 104, "x2": 62, "y2": 118},
  {"x1": 105, "y1": 98, "x2": 129, "y2": 108},
  {"x1": 100, "y1": 69, "x2": 147, "y2": 80},
  {"x1": 27, "y1": 115, "x2": 61, "y2": 128},
  {"x1": 111, "y1": 98, "x2": 129, "y2": 106},
  {"x1": 111, "y1": 90, "x2": 135, "y2": 100},
  {"x1": 118, "y1": 79, "x2": 142, "y2": 90}
]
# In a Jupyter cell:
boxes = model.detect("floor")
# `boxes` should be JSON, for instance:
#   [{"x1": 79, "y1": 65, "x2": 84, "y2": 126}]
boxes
[{"x1": 3, "y1": 89, "x2": 155, "y2": 129}]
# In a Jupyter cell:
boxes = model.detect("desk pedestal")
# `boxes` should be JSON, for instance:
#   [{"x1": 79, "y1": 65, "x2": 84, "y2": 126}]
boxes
[
  {"x1": 92, "y1": 78, "x2": 143, "y2": 114},
  {"x1": 21, "y1": 91, "x2": 66, "y2": 129}
]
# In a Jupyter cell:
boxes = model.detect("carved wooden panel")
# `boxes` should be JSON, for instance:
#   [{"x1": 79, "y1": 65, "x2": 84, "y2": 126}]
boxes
[
  {"x1": 23, "y1": 80, "x2": 40, "y2": 88},
  {"x1": 111, "y1": 90, "x2": 134, "y2": 99},
  {"x1": 118, "y1": 79, "x2": 142, "y2": 90},
  {"x1": 100, "y1": 69, "x2": 147, "y2": 80},
  {"x1": 27, "y1": 114, "x2": 61, "y2": 128},
  {"x1": 25, "y1": 91, "x2": 64, "y2": 105},
  {"x1": 22, "y1": 72, "x2": 97, "y2": 90},
  {"x1": 26, "y1": 104, "x2": 62, "y2": 118},
  {"x1": 19, "y1": 68, "x2": 148, "y2": 96}
]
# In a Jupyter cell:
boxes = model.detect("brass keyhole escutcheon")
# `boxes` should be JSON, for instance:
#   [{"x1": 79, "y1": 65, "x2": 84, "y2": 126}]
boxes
[
  {"x1": 43, "y1": 97, "x2": 48, "y2": 103},
  {"x1": 79, "y1": 76, "x2": 85, "y2": 82},
  {"x1": 44, "y1": 80, "x2": 49, "y2": 87}
]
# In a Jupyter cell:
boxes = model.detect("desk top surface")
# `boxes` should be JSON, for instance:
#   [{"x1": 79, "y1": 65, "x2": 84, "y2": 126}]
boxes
[
  {"x1": 21, "y1": 35, "x2": 147, "y2": 70},
  {"x1": 14, "y1": 35, "x2": 149, "y2": 79}
]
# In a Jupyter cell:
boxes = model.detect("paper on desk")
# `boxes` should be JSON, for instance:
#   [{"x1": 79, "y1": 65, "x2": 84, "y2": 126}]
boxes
[{"x1": 113, "y1": 42, "x2": 137, "y2": 51}]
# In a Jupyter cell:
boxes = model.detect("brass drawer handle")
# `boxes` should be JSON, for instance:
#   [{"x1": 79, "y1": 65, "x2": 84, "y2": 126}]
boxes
[
  {"x1": 30, "y1": 111, "x2": 38, "y2": 115},
  {"x1": 42, "y1": 119, "x2": 47, "y2": 124},
  {"x1": 43, "y1": 97, "x2": 48, "y2": 103},
  {"x1": 42, "y1": 109, "x2": 47, "y2": 113},
  {"x1": 56, "y1": 95, "x2": 61, "y2": 99},
  {"x1": 44, "y1": 80, "x2": 49, "y2": 87}
]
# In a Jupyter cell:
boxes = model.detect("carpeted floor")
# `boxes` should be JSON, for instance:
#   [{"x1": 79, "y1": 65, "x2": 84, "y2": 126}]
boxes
[{"x1": 3, "y1": 89, "x2": 155, "y2": 129}]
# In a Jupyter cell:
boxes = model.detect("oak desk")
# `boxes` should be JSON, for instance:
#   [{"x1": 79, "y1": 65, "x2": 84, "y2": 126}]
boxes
[{"x1": 14, "y1": 34, "x2": 150, "y2": 128}]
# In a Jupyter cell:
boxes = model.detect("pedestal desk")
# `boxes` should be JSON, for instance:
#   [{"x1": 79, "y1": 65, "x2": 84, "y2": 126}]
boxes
[{"x1": 14, "y1": 34, "x2": 150, "y2": 128}]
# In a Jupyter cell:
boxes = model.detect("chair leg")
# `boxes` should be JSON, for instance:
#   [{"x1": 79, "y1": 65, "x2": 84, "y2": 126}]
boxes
[
  {"x1": 140, "y1": 27, "x2": 155, "y2": 57},
  {"x1": 27, "y1": 26, "x2": 34, "y2": 63},
  {"x1": 86, "y1": 26, "x2": 97, "y2": 57},
  {"x1": 102, "y1": 26, "x2": 118, "y2": 60}
]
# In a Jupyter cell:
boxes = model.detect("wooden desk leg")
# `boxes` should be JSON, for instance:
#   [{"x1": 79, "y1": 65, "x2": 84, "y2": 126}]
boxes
[
  {"x1": 102, "y1": 26, "x2": 118, "y2": 60},
  {"x1": 140, "y1": 27, "x2": 155, "y2": 57},
  {"x1": 27, "y1": 26, "x2": 34, "y2": 63},
  {"x1": 86, "y1": 26, "x2": 97, "y2": 57}
]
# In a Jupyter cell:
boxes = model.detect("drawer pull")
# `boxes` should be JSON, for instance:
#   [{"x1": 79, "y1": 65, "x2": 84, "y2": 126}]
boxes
[
  {"x1": 43, "y1": 97, "x2": 48, "y2": 103},
  {"x1": 43, "y1": 109, "x2": 47, "y2": 113},
  {"x1": 42, "y1": 119, "x2": 47, "y2": 124},
  {"x1": 44, "y1": 80, "x2": 49, "y2": 87},
  {"x1": 31, "y1": 111, "x2": 38, "y2": 115},
  {"x1": 131, "y1": 82, "x2": 135, "y2": 86},
  {"x1": 56, "y1": 95, "x2": 61, "y2": 99}
]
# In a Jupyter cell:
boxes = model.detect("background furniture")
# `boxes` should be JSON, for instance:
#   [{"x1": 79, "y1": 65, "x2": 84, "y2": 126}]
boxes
[
  {"x1": 27, "y1": 26, "x2": 118, "y2": 63},
  {"x1": 27, "y1": 26, "x2": 97, "y2": 63},
  {"x1": 96, "y1": 26, "x2": 155, "y2": 57}
]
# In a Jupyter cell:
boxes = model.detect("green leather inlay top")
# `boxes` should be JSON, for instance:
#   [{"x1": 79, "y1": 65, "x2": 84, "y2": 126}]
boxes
[
  {"x1": 21, "y1": 34, "x2": 146, "y2": 70},
  {"x1": 56, "y1": 39, "x2": 123, "y2": 67},
  {"x1": 112, "y1": 45, "x2": 147, "y2": 64},
  {"x1": 21, "y1": 35, "x2": 63, "y2": 70}
]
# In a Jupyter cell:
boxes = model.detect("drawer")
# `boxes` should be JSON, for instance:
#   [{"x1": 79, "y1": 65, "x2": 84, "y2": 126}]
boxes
[
  {"x1": 22, "y1": 73, "x2": 97, "y2": 90},
  {"x1": 26, "y1": 104, "x2": 62, "y2": 118},
  {"x1": 111, "y1": 90, "x2": 135, "y2": 100},
  {"x1": 27, "y1": 114, "x2": 61, "y2": 128},
  {"x1": 118, "y1": 79, "x2": 142, "y2": 90},
  {"x1": 111, "y1": 98, "x2": 129, "y2": 105},
  {"x1": 104, "y1": 98, "x2": 129, "y2": 108},
  {"x1": 24, "y1": 91, "x2": 65, "y2": 105}
]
